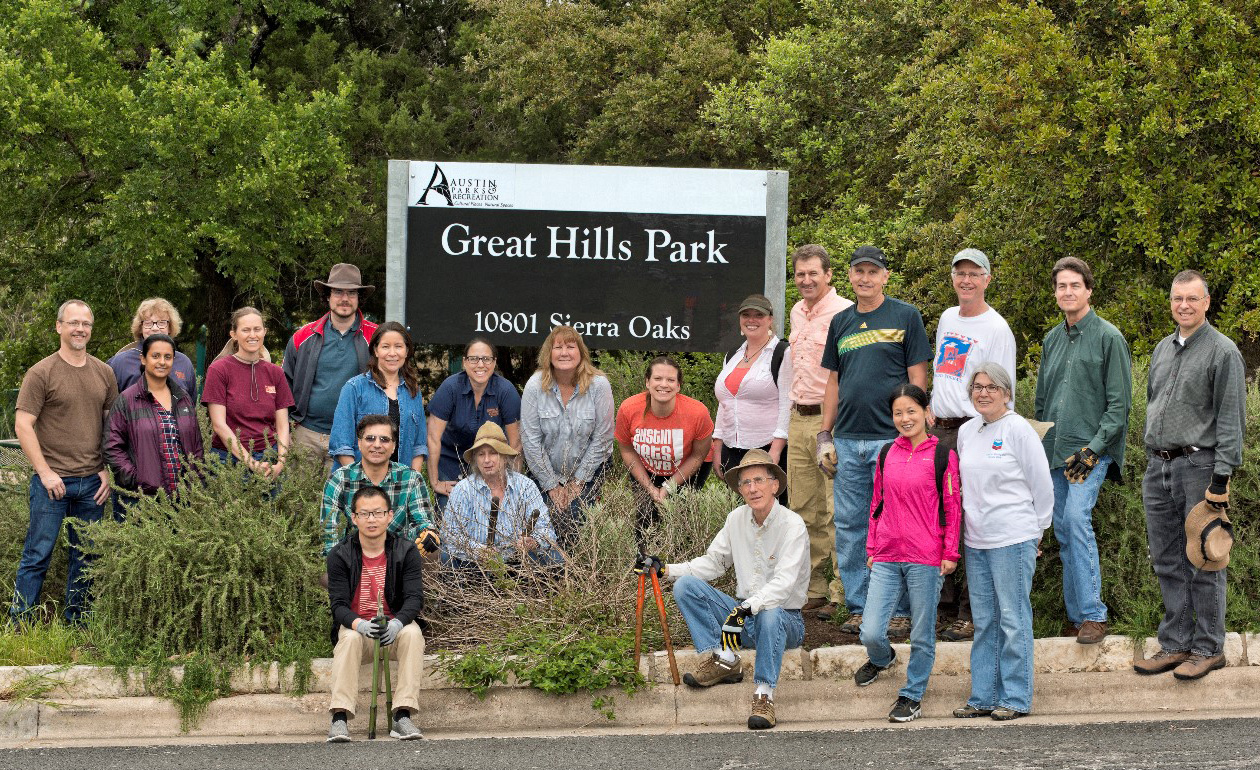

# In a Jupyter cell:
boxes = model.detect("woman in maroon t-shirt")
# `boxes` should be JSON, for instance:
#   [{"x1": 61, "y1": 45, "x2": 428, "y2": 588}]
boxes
[{"x1": 202, "y1": 307, "x2": 295, "y2": 478}]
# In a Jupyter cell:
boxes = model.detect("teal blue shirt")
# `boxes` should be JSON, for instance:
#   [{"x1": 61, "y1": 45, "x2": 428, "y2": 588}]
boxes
[{"x1": 304, "y1": 318, "x2": 361, "y2": 433}]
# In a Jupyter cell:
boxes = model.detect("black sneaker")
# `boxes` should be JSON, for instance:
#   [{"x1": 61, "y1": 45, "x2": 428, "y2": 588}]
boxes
[
  {"x1": 854, "y1": 655, "x2": 895, "y2": 687},
  {"x1": 888, "y1": 696, "x2": 921, "y2": 723}
]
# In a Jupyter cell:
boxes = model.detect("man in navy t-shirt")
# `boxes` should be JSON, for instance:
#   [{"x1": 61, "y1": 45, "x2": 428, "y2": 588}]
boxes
[{"x1": 818, "y1": 245, "x2": 932, "y2": 635}]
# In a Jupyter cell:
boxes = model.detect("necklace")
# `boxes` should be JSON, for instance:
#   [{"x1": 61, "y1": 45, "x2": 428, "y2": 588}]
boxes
[
  {"x1": 977, "y1": 412, "x2": 1011, "y2": 433},
  {"x1": 741, "y1": 339, "x2": 770, "y2": 365}
]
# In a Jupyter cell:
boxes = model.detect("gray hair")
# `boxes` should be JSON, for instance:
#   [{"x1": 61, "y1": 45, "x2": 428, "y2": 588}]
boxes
[
  {"x1": 968, "y1": 361, "x2": 1013, "y2": 396},
  {"x1": 56, "y1": 299, "x2": 92, "y2": 322}
]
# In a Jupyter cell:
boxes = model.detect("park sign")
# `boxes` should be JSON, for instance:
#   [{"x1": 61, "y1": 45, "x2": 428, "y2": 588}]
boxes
[{"x1": 384, "y1": 160, "x2": 788, "y2": 352}]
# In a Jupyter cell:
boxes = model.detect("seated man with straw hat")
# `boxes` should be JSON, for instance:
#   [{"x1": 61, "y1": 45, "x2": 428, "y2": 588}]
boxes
[
  {"x1": 441, "y1": 422, "x2": 560, "y2": 568},
  {"x1": 640, "y1": 448, "x2": 809, "y2": 730}
]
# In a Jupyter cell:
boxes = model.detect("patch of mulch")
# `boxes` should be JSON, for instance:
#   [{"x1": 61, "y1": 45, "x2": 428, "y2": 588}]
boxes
[{"x1": 802, "y1": 609, "x2": 965, "y2": 650}]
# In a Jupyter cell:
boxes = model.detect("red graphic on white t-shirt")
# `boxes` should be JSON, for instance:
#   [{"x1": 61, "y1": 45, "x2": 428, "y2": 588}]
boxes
[{"x1": 632, "y1": 427, "x2": 685, "y2": 476}]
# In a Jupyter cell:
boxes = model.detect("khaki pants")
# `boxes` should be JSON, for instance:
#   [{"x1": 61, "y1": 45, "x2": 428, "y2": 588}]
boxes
[
  {"x1": 787, "y1": 409, "x2": 840, "y2": 602},
  {"x1": 329, "y1": 622, "x2": 424, "y2": 717},
  {"x1": 292, "y1": 423, "x2": 333, "y2": 476}
]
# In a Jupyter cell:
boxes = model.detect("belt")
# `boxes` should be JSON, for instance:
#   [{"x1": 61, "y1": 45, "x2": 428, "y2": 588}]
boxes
[
  {"x1": 793, "y1": 403, "x2": 822, "y2": 416},
  {"x1": 1150, "y1": 446, "x2": 1202, "y2": 461},
  {"x1": 934, "y1": 417, "x2": 969, "y2": 430}
]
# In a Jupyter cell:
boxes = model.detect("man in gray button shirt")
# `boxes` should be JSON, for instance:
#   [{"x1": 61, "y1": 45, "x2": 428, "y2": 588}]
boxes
[{"x1": 1135, "y1": 269, "x2": 1245, "y2": 681}]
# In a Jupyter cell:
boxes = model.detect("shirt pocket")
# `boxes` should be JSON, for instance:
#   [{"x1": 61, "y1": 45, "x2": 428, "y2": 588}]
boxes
[{"x1": 1172, "y1": 368, "x2": 1211, "y2": 409}]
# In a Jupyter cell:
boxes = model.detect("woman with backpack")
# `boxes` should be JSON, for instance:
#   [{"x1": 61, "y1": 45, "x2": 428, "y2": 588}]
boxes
[
  {"x1": 853, "y1": 383, "x2": 962, "y2": 724},
  {"x1": 712, "y1": 294, "x2": 792, "y2": 504}
]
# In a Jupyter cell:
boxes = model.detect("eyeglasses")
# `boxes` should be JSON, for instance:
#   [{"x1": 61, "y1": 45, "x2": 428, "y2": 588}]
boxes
[
  {"x1": 360, "y1": 434, "x2": 395, "y2": 444},
  {"x1": 62, "y1": 320, "x2": 93, "y2": 328},
  {"x1": 329, "y1": 289, "x2": 358, "y2": 298},
  {"x1": 141, "y1": 320, "x2": 170, "y2": 331},
  {"x1": 952, "y1": 270, "x2": 986, "y2": 281},
  {"x1": 737, "y1": 476, "x2": 773, "y2": 489},
  {"x1": 464, "y1": 355, "x2": 495, "y2": 364},
  {"x1": 970, "y1": 384, "x2": 1003, "y2": 394},
  {"x1": 354, "y1": 509, "x2": 389, "y2": 519},
  {"x1": 1170, "y1": 295, "x2": 1206, "y2": 305}
]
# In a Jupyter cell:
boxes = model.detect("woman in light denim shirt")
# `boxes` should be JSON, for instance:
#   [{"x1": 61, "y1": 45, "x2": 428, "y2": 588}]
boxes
[
  {"x1": 520, "y1": 326, "x2": 615, "y2": 552},
  {"x1": 329, "y1": 322, "x2": 428, "y2": 471}
]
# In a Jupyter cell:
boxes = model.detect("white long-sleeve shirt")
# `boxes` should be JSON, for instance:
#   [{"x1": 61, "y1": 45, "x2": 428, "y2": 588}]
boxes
[
  {"x1": 956, "y1": 411, "x2": 1054, "y2": 550},
  {"x1": 667, "y1": 503, "x2": 809, "y2": 613},
  {"x1": 712, "y1": 335, "x2": 793, "y2": 449}
]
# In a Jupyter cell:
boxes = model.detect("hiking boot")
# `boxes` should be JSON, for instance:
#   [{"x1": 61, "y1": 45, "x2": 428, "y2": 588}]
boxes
[
  {"x1": 838, "y1": 613, "x2": 862, "y2": 634},
  {"x1": 390, "y1": 714, "x2": 423, "y2": 740},
  {"x1": 991, "y1": 707, "x2": 1028, "y2": 721},
  {"x1": 1133, "y1": 649, "x2": 1191, "y2": 675},
  {"x1": 683, "y1": 652, "x2": 743, "y2": 688},
  {"x1": 802, "y1": 597, "x2": 828, "y2": 612},
  {"x1": 952, "y1": 704, "x2": 992, "y2": 718},
  {"x1": 941, "y1": 619, "x2": 974, "y2": 642},
  {"x1": 888, "y1": 696, "x2": 921, "y2": 723},
  {"x1": 748, "y1": 694, "x2": 776, "y2": 729},
  {"x1": 887, "y1": 616, "x2": 911, "y2": 640},
  {"x1": 817, "y1": 602, "x2": 841, "y2": 621},
  {"x1": 1076, "y1": 620, "x2": 1108, "y2": 644},
  {"x1": 327, "y1": 718, "x2": 351, "y2": 743},
  {"x1": 1172, "y1": 653, "x2": 1226, "y2": 681},
  {"x1": 854, "y1": 655, "x2": 895, "y2": 687}
]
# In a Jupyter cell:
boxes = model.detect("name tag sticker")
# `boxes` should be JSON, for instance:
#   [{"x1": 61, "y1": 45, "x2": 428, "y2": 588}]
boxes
[{"x1": 265, "y1": 385, "x2": 277, "y2": 394}]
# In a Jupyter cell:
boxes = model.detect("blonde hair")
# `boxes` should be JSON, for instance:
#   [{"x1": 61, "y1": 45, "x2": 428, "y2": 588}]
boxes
[
  {"x1": 130, "y1": 298, "x2": 183, "y2": 340},
  {"x1": 536, "y1": 325, "x2": 603, "y2": 394}
]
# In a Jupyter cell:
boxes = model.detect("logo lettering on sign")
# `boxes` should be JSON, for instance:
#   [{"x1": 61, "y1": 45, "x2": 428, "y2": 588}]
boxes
[{"x1": 417, "y1": 164, "x2": 454, "y2": 206}]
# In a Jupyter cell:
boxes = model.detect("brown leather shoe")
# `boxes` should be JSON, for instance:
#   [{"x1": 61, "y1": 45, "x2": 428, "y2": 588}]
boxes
[
  {"x1": 802, "y1": 597, "x2": 828, "y2": 612},
  {"x1": 748, "y1": 694, "x2": 776, "y2": 729},
  {"x1": 817, "y1": 602, "x2": 841, "y2": 621},
  {"x1": 1172, "y1": 653, "x2": 1226, "y2": 681},
  {"x1": 1133, "y1": 649, "x2": 1190, "y2": 675},
  {"x1": 1076, "y1": 620, "x2": 1107, "y2": 644},
  {"x1": 1061, "y1": 622, "x2": 1079, "y2": 637},
  {"x1": 682, "y1": 653, "x2": 743, "y2": 688}
]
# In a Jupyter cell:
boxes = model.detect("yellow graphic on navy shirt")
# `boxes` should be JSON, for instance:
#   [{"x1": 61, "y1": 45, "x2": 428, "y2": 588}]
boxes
[{"x1": 836, "y1": 329, "x2": 907, "y2": 356}]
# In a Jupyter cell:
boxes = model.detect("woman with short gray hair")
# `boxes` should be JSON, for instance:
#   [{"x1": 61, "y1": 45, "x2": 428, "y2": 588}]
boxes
[{"x1": 952, "y1": 363, "x2": 1053, "y2": 721}]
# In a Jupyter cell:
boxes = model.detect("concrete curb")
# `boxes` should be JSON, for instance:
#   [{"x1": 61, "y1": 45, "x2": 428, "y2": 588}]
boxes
[{"x1": 2, "y1": 633, "x2": 1257, "y2": 743}]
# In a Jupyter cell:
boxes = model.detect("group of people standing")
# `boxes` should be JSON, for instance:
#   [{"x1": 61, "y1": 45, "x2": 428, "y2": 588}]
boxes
[{"x1": 7, "y1": 246, "x2": 1245, "y2": 738}]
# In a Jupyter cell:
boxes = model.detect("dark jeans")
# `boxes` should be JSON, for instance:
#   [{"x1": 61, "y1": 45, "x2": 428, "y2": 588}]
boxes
[
  {"x1": 631, "y1": 463, "x2": 711, "y2": 552},
  {"x1": 11, "y1": 474, "x2": 106, "y2": 625},
  {"x1": 717, "y1": 444, "x2": 787, "y2": 506},
  {"x1": 547, "y1": 472, "x2": 607, "y2": 554},
  {"x1": 929, "y1": 423, "x2": 970, "y2": 622},
  {"x1": 1143, "y1": 448, "x2": 1224, "y2": 656}
]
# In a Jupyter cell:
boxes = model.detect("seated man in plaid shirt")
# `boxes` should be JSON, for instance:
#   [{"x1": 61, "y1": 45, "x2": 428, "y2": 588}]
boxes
[{"x1": 321, "y1": 414, "x2": 439, "y2": 583}]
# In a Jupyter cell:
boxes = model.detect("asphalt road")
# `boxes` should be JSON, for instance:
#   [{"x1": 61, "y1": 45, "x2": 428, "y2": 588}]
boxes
[{"x1": 4, "y1": 718, "x2": 1260, "y2": 770}]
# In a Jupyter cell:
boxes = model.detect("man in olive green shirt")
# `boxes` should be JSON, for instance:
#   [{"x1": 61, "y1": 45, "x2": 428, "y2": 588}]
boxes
[{"x1": 1034, "y1": 257, "x2": 1132, "y2": 645}]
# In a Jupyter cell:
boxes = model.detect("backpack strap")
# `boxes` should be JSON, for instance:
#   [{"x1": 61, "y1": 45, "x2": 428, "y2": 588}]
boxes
[
  {"x1": 769, "y1": 338, "x2": 789, "y2": 387},
  {"x1": 934, "y1": 441, "x2": 951, "y2": 529},
  {"x1": 871, "y1": 441, "x2": 895, "y2": 520}
]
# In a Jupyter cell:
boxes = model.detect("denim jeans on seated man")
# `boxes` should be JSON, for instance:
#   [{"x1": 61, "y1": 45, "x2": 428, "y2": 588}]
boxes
[
  {"x1": 1142, "y1": 451, "x2": 1224, "y2": 656},
  {"x1": 832, "y1": 437, "x2": 908, "y2": 618},
  {"x1": 859, "y1": 562, "x2": 943, "y2": 702},
  {"x1": 11, "y1": 474, "x2": 106, "y2": 625},
  {"x1": 672, "y1": 574, "x2": 804, "y2": 688},
  {"x1": 1051, "y1": 455, "x2": 1112, "y2": 627},
  {"x1": 965, "y1": 539, "x2": 1037, "y2": 714}
]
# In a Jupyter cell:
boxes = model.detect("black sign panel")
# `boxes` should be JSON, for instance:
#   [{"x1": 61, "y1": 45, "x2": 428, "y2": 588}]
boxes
[{"x1": 405, "y1": 207, "x2": 766, "y2": 352}]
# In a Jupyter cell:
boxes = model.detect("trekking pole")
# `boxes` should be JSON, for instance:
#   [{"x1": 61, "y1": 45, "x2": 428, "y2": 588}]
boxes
[
  {"x1": 367, "y1": 589, "x2": 386, "y2": 739},
  {"x1": 649, "y1": 565, "x2": 680, "y2": 685}
]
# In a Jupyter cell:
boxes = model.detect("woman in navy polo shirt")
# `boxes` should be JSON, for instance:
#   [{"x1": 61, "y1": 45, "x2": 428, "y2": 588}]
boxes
[{"x1": 426, "y1": 338, "x2": 522, "y2": 510}]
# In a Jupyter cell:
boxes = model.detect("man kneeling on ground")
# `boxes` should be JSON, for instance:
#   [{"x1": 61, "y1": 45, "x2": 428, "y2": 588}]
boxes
[
  {"x1": 327, "y1": 485, "x2": 426, "y2": 742},
  {"x1": 641, "y1": 449, "x2": 809, "y2": 730}
]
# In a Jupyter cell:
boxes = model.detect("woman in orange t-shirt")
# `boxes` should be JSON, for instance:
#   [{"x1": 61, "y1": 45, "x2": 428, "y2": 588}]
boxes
[{"x1": 615, "y1": 356, "x2": 714, "y2": 550}]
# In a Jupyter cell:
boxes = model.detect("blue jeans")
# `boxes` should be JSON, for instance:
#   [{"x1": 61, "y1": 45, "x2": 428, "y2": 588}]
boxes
[
  {"x1": 1142, "y1": 450, "x2": 1224, "y2": 656},
  {"x1": 11, "y1": 474, "x2": 106, "y2": 624},
  {"x1": 672, "y1": 575, "x2": 804, "y2": 687},
  {"x1": 832, "y1": 437, "x2": 906, "y2": 617},
  {"x1": 1051, "y1": 456, "x2": 1112, "y2": 624},
  {"x1": 966, "y1": 540, "x2": 1036, "y2": 714},
  {"x1": 859, "y1": 562, "x2": 943, "y2": 701}
]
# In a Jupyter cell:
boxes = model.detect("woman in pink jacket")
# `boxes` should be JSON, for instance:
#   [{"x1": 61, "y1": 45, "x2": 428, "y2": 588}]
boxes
[{"x1": 852, "y1": 383, "x2": 962, "y2": 724}]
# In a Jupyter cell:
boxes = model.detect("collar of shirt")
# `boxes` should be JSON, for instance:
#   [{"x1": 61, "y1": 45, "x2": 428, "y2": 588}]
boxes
[
  {"x1": 804, "y1": 287, "x2": 845, "y2": 319},
  {"x1": 1064, "y1": 307, "x2": 1098, "y2": 337},
  {"x1": 746, "y1": 502, "x2": 782, "y2": 529},
  {"x1": 346, "y1": 460, "x2": 409, "y2": 484}
]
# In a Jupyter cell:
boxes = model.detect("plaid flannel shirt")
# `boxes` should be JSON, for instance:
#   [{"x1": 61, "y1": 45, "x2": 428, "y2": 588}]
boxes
[{"x1": 320, "y1": 461, "x2": 434, "y2": 554}]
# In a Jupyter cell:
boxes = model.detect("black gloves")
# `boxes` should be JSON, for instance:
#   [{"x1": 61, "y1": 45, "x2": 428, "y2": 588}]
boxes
[
  {"x1": 721, "y1": 605, "x2": 752, "y2": 651},
  {"x1": 1064, "y1": 447, "x2": 1100, "y2": 483},
  {"x1": 417, "y1": 529, "x2": 441, "y2": 553},
  {"x1": 634, "y1": 553, "x2": 665, "y2": 576},
  {"x1": 1206, "y1": 474, "x2": 1231, "y2": 510}
]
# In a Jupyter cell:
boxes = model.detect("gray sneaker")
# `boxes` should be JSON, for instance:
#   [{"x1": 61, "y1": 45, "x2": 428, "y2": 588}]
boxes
[
  {"x1": 327, "y1": 718, "x2": 351, "y2": 743},
  {"x1": 390, "y1": 714, "x2": 424, "y2": 740}
]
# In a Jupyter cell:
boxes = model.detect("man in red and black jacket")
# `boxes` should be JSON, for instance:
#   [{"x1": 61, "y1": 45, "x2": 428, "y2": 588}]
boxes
[{"x1": 326, "y1": 485, "x2": 426, "y2": 742}]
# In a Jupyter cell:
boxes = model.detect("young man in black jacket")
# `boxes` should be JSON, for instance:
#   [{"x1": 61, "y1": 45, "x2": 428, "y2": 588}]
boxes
[{"x1": 326, "y1": 485, "x2": 426, "y2": 742}]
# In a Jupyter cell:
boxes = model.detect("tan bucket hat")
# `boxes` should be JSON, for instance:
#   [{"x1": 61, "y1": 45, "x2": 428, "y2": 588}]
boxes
[
  {"x1": 463, "y1": 421, "x2": 519, "y2": 465},
  {"x1": 315, "y1": 263, "x2": 375, "y2": 297},
  {"x1": 722, "y1": 448, "x2": 787, "y2": 495},
  {"x1": 1185, "y1": 500, "x2": 1233, "y2": 571}
]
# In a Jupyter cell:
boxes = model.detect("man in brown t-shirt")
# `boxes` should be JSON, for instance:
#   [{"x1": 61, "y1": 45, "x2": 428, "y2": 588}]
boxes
[{"x1": 11, "y1": 300, "x2": 118, "y2": 625}]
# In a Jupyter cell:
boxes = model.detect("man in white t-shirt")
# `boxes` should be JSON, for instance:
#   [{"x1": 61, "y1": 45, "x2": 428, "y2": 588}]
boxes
[{"x1": 928, "y1": 248, "x2": 1016, "y2": 642}]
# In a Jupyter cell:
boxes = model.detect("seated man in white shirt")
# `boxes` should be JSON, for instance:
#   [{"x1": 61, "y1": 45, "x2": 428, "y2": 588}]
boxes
[{"x1": 639, "y1": 449, "x2": 809, "y2": 730}]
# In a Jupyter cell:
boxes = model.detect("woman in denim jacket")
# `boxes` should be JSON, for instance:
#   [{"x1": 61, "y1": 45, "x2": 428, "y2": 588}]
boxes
[{"x1": 329, "y1": 322, "x2": 428, "y2": 472}]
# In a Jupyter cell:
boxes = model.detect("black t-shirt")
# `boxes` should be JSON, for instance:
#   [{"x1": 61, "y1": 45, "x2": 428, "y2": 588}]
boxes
[{"x1": 821, "y1": 296, "x2": 931, "y2": 439}]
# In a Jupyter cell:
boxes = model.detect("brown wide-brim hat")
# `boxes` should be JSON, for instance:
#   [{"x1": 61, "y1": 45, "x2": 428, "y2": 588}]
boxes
[
  {"x1": 315, "y1": 263, "x2": 375, "y2": 297},
  {"x1": 723, "y1": 448, "x2": 787, "y2": 495},
  {"x1": 1186, "y1": 500, "x2": 1233, "y2": 571},
  {"x1": 463, "y1": 421, "x2": 519, "y2": 466}
]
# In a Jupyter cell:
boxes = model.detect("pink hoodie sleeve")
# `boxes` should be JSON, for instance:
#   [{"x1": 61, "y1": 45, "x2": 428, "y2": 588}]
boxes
[
  {"x1": 867, "y1": 457, "x2": 884, "y2": 560},
  {"x1": 942, "y1": 449, "x2": 963, "y2": 562}
]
